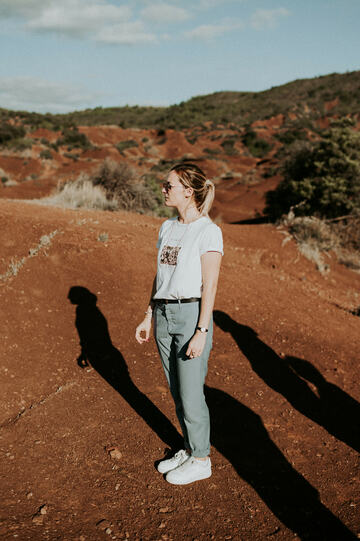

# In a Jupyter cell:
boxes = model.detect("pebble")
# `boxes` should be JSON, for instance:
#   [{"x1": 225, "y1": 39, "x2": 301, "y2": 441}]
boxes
[
  {"x1": 96, "y1": 519, "x2": 112, "y2": 531},
  {"x1": 106, "y1": 446, "x2": 122, "y2": 460},
  {"x1": 26, "y1": 492, "x2": 33, "y2": 499},
  {"x1": 40, "y1": 505, "x2": 48, "y2": 515},
  {"x1": 32, "y1": 515, "x2": 44, "y2": 525}
]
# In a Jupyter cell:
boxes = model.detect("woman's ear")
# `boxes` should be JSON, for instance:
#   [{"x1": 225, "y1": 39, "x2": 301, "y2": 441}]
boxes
[{"x1": 184, "y1": 186, "x2": 194, "y2": 198}]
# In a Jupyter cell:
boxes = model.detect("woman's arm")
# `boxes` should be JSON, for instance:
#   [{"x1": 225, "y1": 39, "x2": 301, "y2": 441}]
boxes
[
  {"x1": 135, "y1": 275, "x2": 157, "y2": 344},
  {"x1": 186, "y1": 251, "x2": 222, "y2": 358}
]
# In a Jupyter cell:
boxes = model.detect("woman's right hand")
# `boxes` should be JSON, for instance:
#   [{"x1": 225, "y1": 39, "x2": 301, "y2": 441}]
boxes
[{"x1": 135, "y1": 317, "x2": 152, "y2": 344}]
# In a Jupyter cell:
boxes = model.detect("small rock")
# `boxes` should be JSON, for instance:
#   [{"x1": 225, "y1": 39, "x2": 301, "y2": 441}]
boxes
[
  {"x1": 32, "y1": 515, "x2": 44, "y2": 525},
  {"x1": 26, "y1": 492, "x2": 33, "y2": 499},
  {"x1": 159, "y1": 522, "x2": 166, "y2": 529},
  {"x1": 79, "y1": 536, "x2": 86, "y2": 541},
  {"x1": 106, "y1": 446, "x2": 122, "y2": 460},
  {"x1": 96, "y1": 519, "x2": 112, "y2": 531},
  {"x1": 159, "y1": 507, "x2": 169, "y2": 513},
  {"x1": 105, "y1": 528, "x2": 112, "y2": 535},
  {"x1": 115, "y1": 483, "x2": 120, "y2": 491},
  {"x1": 39, "y1": 505, "x2": 48, "y2": 515}
]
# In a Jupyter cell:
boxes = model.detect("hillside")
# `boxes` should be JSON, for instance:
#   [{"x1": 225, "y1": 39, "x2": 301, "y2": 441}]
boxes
[
  {"x1": 0, "y1": 70, "x2": 359, "y2": 223},
  {"x1": 1, "y1": 70, "x2": 360, "y2": 129},
  {"x1": 0, "y1": 199, "x2": 359, "y2": 540}
]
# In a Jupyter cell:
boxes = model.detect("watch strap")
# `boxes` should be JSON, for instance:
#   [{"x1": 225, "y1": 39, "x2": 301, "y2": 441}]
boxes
[{"x1": 196, "y1": 326, "x2": 208, "y2": 333}]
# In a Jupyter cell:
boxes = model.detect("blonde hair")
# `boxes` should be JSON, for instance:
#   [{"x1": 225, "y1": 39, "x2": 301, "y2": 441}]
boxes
[{"x1": 170, "y1": 163, "x2": 215, "y2": 216}]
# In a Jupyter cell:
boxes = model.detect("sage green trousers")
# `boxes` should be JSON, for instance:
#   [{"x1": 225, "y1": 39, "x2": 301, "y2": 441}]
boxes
[{"x1": 154, "y1": 301, "x2": 213, "y2": 458}]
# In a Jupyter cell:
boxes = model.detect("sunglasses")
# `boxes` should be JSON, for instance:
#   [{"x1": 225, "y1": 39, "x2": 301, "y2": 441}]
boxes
[{"x1": 162, "y1": 181, "x2": 178, "y2": 192}]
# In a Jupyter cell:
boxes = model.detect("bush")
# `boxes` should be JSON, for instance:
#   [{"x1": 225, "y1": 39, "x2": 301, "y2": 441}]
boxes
[
  {"x1": 40, "y1": 176, "x2": 119, "y2": 211},
  {"x1": 116, "y1": 139, "x2": 139, "y2": 155},
  {"x1": 242, "y1": 128, "x2": 272, "y2": 158},
  {"x1": 40, "y1": 149, "x2": 53, "y2": 160},
  {"x1": 0, "y1": 122, "x2": 25, "y2": 145},
  {"x1": 220, "y1": 137, "x2": 238, "y2": 156},
  {"x1": 57, "y1": 127, "x2": 91, "y2": 149},
  {"x1": 91, "y1": 159, "x2": 164, "y2": 214},
  {"x1": 265, "y1": 120, "x2": 360, "y2": 221}
]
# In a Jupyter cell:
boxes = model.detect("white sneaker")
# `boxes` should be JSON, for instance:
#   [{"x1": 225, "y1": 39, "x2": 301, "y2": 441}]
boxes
[
  {"x1": 166, "y1": 456, "x2": 211, "y2": 485},
  {"x1": 157, "y1": 449, "x2": 189, "y2": 474}
]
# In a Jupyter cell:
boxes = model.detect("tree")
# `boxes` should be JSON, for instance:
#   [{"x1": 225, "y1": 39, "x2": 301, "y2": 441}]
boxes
[{"x1": 264, "y1": 119, "x2": 360, "y2": 220}]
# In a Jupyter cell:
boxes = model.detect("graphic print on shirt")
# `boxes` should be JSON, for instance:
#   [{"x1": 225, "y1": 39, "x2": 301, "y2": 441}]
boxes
[{"x1": 160, "y1": 245, "x2": 181, "y2": 265}]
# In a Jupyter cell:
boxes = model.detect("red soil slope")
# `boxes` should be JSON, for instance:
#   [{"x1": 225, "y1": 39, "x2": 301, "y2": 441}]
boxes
[
  {"x1": 0, "y1": 199, "x2": 359, "y2": 540},
  {"x1": 0, "y1": 122, "x2": 284, "y2": 223}
]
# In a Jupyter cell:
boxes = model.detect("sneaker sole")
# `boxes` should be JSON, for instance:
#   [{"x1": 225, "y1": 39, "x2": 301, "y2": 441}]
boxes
[{"x1": 166, "y1": 470, "x2": 212, "y2": 485}]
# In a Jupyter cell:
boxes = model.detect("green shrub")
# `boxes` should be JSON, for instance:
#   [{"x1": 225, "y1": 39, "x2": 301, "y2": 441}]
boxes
[
  {"x1": 116, "y1": 139, "x2": 139, "y2": 155},
  {"x1": 0, "y1": 122, "x2": 25, "y2": 144},
  {"x1": 185, "y1": 135, "x2": 198, "y2": 145},
  {"x1": 57, "y1": 127, "x2": 91, "y2": 149},
  {"x1": 265, "y1": 120, "x2": 360, "y2": 220},
  {"x1": 203, "y1": 147, "x2": 221, "y2": 155},
  {"x1": 242, "y1": 128, "x2": 272, "y2": 158},
  {"x1": 40, "y1": 149, "x2": 53, "y2": 160},
  {"x1": 91, "y1": 159, "x2": 163, "y2": 215},
  {"x1": 220, "y1": 137, "x2": 238, "y2": 156}
]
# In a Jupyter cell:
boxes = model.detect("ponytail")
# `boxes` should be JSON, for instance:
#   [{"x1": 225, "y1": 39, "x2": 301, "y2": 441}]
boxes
[
  {"x1": 170, "y1": 163, "x2": 216, "y2": 217},
  {"x1": 199, "y1": 179, "x2": 215, "y2": 216}
]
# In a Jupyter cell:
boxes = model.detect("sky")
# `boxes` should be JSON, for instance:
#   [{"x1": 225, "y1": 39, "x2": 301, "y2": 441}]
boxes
[{"x1": 0, "y1": 0, "x2": 359, "y2": 113}]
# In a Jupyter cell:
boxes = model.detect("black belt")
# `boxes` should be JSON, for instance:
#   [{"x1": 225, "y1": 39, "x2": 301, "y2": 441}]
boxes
[{"x1": 154, "y1": 297, "x2": 200, "y2": 305}]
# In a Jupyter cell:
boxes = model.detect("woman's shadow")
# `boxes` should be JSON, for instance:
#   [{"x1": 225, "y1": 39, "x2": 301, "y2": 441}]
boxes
[
  {"x1": 67, "y1": 290, "x2": 356, "y2": 538},
  {"x1": 206, "y1": 385, "x2": 356, "y2": 540},
  {"x1": 213, "y1": 310, "x2": 360, "y2": 454},
  {"x1": 67, "y1": 286, "x2": 183, "y2": 451}
]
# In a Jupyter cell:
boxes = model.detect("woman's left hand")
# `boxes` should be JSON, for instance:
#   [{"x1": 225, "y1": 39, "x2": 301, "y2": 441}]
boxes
[{"x1": 186, "y1": 331, "x2": 207, "y2": 359}]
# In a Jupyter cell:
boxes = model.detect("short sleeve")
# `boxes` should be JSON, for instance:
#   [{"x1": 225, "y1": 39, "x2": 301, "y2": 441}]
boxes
[
  {"x1": 156, "y1": 220, "x2": 167, "y2": 249},
  {"x1": 199, "y1": 223, "x2": 224, "y2": 256}
]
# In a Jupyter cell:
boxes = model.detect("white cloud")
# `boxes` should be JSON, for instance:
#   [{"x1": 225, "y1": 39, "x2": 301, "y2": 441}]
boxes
[
  {"x1": 0, "y1": 0, "x2": 157, "y2": 45},
  {"x1": 141, "y1": 3, "x2": 191, "y2": 24},
  {"x1": 0, "y1": 77, "x2": 104, "y2": 113},
  {"x1": 96, "y1": 22, "x2": 157, "y2": 44},
  {"x1": 251, "y1": 8, "x2": 290, "y2": 30},
  {"x1": 184, "y1": 21, "x2": 243, "y2": 40},
  {"x1": 25, "y1": 1, "x2": 132, "y2": 37}
]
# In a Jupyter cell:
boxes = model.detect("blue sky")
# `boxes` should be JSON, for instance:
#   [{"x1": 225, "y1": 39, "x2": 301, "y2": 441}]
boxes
[{"x1": 0, "y1": 0, "x2": 359, "y2": 113}]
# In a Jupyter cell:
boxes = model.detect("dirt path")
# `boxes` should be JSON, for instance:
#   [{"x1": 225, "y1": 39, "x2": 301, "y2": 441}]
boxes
[{"x1": 0, "y1": 200, "x2": 359, "y2": 540}]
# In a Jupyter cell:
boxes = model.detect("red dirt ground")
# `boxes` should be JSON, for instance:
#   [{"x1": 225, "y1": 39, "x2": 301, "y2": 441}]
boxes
[{"x1": 0, "y1": 199, "x2": 359, "y2": 540}]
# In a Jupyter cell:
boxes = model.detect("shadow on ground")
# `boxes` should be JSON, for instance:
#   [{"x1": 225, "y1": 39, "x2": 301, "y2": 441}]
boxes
[
  {"x1": 67, "y1": 289, "x2": 356, "y2": 540},
  {"x1": 213, "y1": 310, "x2": 360, "y2": 454},
  {"x1": 68, "y1": 285, "x2": 183, "y2": 451}
]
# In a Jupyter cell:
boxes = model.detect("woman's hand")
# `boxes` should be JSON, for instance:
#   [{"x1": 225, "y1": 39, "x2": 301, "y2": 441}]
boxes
[
  {"x1": 135, "y1": 316, "x2": 152, "y2": 344},
  {"x1": 186, "y1": 331, "x2": 207, "y2": 359}
]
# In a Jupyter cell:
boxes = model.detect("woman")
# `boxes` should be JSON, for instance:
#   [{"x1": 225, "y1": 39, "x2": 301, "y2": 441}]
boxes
[{"x1": 135, "y1": 163, "x2": 223, "y2": 485}]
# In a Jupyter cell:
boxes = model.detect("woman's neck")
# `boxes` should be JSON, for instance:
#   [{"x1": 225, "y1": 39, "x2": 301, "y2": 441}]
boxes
[{"x1": 177, "y1": 203, "x2": 201, "y2": 224}]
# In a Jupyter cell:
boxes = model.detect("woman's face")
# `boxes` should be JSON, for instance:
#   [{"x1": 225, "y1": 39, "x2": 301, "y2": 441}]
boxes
[{"x1": 162, "y1": 171, "x2": 192, "y2": 209}]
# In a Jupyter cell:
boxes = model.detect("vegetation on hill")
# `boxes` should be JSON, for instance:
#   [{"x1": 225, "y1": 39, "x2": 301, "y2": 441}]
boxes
[
  {"x1": 264, "y1": 119, "x2": 360, "y2": 221},
  {"x1": 0, "y1": 71, "x2": 359, "y2": 131},
  {"x1": 265, "y1": 119, "x2": 360, "y2": 269}
]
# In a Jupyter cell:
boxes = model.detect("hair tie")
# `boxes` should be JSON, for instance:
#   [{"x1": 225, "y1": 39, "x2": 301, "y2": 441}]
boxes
[{"x1": 205, "y1": 179, "x2": 212, "y2": 187}]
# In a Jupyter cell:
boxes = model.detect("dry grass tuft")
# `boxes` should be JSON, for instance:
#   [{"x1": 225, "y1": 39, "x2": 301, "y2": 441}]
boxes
[
  {"x1": 282, "y1": 211, "x2": 360, "y2": 273},
  {"x1": 39, "y1": 175, "x2": 119, "y2": 211}
]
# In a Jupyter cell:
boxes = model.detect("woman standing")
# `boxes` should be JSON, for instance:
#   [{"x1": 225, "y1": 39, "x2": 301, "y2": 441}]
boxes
[{"x1": 135, "y1": 163, "x2": 223, "y2": 485}]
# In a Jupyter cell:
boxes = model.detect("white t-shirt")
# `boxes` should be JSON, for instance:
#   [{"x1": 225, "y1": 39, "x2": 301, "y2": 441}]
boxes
[{"x1": 153, "y1": 216, "x2": 224, "y2": 300}]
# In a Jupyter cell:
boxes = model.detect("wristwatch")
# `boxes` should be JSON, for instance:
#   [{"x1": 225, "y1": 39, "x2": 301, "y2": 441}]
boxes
[{"x1": 196, "y1": 326, "x2": 208, "y2": 333}]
